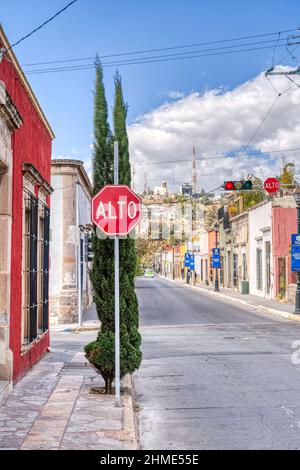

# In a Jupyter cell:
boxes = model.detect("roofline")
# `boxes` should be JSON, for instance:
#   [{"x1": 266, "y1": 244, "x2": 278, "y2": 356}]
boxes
[
  {"x1": 0, "y1": 25, "x2": 55, "y2": 139},
  {"x1": 51, "y1": 159, "x2": 93, "y2": 195}
]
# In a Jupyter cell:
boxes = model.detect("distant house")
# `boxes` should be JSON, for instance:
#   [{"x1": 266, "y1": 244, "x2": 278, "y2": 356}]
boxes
[
  {"x1": 248, "y1": 197, "x2": 297, "y2": 300},
  {"x1": 49, "y1": 160, "x2": 93, "y2": 325},
  {"x1": 0, "y1": 26, "x2": 54, "y2": 396}
]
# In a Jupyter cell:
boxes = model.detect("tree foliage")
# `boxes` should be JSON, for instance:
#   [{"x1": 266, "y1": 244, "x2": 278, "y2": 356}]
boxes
[
  {"x1": 85, "y1": 63, "x2": 142, "y2": 394},
  {"x1": 277, "y1": 157, "x2": 295, "y2": 186}
]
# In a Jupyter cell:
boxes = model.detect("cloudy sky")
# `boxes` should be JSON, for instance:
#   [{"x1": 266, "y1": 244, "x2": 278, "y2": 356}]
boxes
[
  {"x1": 2, "y1": 0, "x2": 300, "y2": 192},
  {"x1": 129, "y1": 69, "x2": 300, "y2": 193}
]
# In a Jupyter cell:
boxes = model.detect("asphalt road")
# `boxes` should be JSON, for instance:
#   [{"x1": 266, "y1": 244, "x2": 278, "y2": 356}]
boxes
[{"x1": 134, "y1": 276, "x2": 300, "y2": 450}]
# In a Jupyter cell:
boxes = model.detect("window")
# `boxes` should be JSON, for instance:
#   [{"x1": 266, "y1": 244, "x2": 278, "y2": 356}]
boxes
[
  {"x1": 227, "y1": 251, "x2": 231, "y2": 287},
  {"x1": 233, "y1": 253, "x2": 238, "y2": 287},
  {"x1": 256, "y1": 246, "x2": 263, "y2": 290},
  {"x1": 23, "y1": 189, "x2": 50, "y2": 345}
]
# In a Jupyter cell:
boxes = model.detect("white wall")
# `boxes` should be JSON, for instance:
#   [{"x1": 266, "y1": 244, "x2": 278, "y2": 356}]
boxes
[
  {"x1": 249, "y1": 202, "x2": 273, "y2": 298},
  {"x1": 49, "y1": 175, "x2": 63, "y2": 297}
]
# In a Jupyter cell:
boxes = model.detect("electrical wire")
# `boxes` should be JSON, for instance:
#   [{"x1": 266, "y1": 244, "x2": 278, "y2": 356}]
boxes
[
  {"x1": 285, "y1": 75, "x2": 300, "y2": 88},
  {"x1": 133, "y1": 147, "x2": 300, "y2": 167},
  {"x1": 25, "y1": 43, "x2": 290, "y2": 75},
  {"x1": 22, "y1": 26, "x2": 297, "y2": 67},
  {"x1": 246, "y1": 94, "x2": 281, "y2": 148},
  {"x1": 272, "y1": 32, "x2": 281, "y2": 66},
  {"x1": 3, "y1": 0, "x2": 79, "y2": 56}
]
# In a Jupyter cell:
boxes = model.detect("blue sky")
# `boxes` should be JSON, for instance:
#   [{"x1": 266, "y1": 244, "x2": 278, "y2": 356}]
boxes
[{"x1": 1, "y1": 0, "x2": 300, "y2": 190}]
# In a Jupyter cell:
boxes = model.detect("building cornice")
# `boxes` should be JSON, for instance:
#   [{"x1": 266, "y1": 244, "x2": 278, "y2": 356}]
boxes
[
  {"x1": 0, "y1": 25, "x2": 55, "y2": 139},
  {"x1": 51, "y1": 159, "x2": 93, "y2": 197},
  {"x1": 0, "y1": 81, "x2": 22, "y2": 130},
  {"x1": 22, "y1": 163, "x2": 53, "y2": 195}
]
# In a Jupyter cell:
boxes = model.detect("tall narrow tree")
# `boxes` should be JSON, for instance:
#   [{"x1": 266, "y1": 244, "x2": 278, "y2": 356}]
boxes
[
  {"x1": 86, "y1": 59, "x2": 116, "y2": 393},
  {"x1": 113, "y1": 72, "x2": 142, "y2": 367},
  {"x1": 85, "y1": 64, "x2": 142, "y2": 394},
  {"x1": 92, "y1": 56, "x2": 113, "y2": 191}
]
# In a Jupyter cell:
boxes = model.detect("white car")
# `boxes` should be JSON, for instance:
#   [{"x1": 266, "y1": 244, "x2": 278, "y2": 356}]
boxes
[{"x1": 144, "y1": 269, "x2": 154, "y2": 278}]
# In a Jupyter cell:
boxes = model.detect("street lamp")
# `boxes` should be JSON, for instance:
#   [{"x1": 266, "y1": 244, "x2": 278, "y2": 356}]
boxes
[
  {"x1": 214, "y1": 223, "x2": 219, "y2": 292},
  {"x1": 293, "y1": 189, "x2": 300, "y2": 314}
]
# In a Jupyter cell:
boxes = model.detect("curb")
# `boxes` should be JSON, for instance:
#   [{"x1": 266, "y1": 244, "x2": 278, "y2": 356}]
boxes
[
  {"x1": 121, "y1": 374, "x2": 140, "y2": 450},
  {"x1": 158, "y1": 275, "x2": 300, "y2": 323},
  {"x1": 51, "y1": 323, "x2": 100, "y2": 333}
]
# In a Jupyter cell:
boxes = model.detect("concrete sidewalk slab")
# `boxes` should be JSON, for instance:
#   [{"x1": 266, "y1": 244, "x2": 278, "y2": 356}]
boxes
[{"x1": 0, "y1": 330, "x2": 138, "y2": 450}]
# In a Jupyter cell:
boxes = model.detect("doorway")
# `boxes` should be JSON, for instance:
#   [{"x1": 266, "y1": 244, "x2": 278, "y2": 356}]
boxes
[{"x1": 278, "y1": 257, "x2": 286, "y2": 299}]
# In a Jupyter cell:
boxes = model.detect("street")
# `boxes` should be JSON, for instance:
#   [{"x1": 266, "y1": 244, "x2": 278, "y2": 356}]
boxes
[{"x1": 134, "y1": 277, "x2": 300, "y2": 450}]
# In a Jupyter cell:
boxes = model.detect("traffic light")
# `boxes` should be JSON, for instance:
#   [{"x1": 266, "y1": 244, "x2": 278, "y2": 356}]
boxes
[
  {"x1": 223, "y1": 180, "x2": 253, "y2": 191},
  {"x1": 85, "y1": 234, "x2": 94, "y2": 262}
]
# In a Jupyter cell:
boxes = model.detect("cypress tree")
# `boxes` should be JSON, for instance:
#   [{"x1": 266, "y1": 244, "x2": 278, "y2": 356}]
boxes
[
  {"x1": 113, "y1": 72, "x2": 142, "y2": 368},
  {"x1": 86, "y1": 58, "x2": 115, "y2": 393},
  {"x1": 85, "y1": 63, "x2": 142, "y2": 394}
]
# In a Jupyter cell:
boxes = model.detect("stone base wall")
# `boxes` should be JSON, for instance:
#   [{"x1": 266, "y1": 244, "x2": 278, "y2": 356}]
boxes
[
  {"x1": 287, "y1": 284, "x2": 296, "y2": 304},
  {"x1": 0, "y1": 323, "x2": 13, "y2": 382},
  {"x1": 50, "y1": 291, "x2": 78, "y2": 325}
]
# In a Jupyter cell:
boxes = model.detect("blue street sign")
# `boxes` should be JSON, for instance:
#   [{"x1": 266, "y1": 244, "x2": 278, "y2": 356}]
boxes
[
  {"x1": 291, "y1": 234, "x2": 300, "y2": 272},
  {"x1": 189, "y1": 255, "x2": 195, "y2": 271},
  {"x1": 184, "y1": 252, "x2": 195, "y2": 270},
  {"x1": 212, "y1": 248, "x2": 221, "y2": 269},
  {"x1": 184, "y1": 253, "x2": 190, "y2": 268}
]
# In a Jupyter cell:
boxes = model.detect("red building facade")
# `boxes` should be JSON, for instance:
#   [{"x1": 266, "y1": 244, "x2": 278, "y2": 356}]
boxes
[
  {"x1": 272, "y1": 204, "x2": 297, "y2": 300},
  {"x1": 0, "y1": 26, "x2": 54, "y2": 388}
]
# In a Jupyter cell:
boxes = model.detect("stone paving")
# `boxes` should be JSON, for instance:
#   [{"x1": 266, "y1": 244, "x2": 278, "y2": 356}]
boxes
[{"x1": 0, "y1": 330, "x2": 137, "y2": 450}]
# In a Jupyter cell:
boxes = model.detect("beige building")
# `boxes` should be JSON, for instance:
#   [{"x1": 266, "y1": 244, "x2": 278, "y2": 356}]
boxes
[
  {"x1": 219, "y1": 209, "x2": 249, "y2": 292},
  {"x1": 49, "y1": 160, "x2": 93, "y2": 325}
]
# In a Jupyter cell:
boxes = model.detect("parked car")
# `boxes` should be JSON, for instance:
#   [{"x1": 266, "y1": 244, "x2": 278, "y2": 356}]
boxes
[{"x1": 144, "y1": 269, "x2": 155, "y2": 278}]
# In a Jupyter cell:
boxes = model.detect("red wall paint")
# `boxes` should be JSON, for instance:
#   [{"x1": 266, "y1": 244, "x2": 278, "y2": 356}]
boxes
[
  {"x1": 272, "y1": 206, "x2": 297, "y2": 297},
  {"x1": 0, "y1": 50, "x2": 53, "y2": 382}
]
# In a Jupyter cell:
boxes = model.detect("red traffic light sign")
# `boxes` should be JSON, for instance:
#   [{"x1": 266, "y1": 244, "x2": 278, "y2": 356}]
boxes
[
  {"x1": 92, "y1": 185, "x2": 142, "y2": 236},
  {"x1": 224, "y1": 180, "x2": 253, "y2": 191},
  {"x1": 264, "y1": 177, "x2": 280, "y2": 194}
]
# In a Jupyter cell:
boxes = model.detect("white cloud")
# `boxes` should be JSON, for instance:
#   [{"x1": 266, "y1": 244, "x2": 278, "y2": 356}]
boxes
[
  {"x1": 128, "y1": 68, "x2": 300, "y2": 193},
  {"x1": 165, "y1": 90, "x2": 185, "y2": 100}
]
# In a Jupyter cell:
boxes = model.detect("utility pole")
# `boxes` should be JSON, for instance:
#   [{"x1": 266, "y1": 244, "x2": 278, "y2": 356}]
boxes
[
  {"x1": 144, "y1": 172, "x2": 148, "y2": 196},
  {"x1": 192, "y1": 146, "x2": 197, "y2": 196},
  {"x1": 132, "y1": 164, "x2": 136, "y2": 191}
]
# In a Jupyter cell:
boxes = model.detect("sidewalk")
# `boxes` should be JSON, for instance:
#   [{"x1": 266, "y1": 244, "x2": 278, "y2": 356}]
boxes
[
  {"x1": 51, "y1": 303, "x2": 100, "y2": 333},
  {"x1": 0, "y1": 327, "x2": 137, "y2": 450},
  {"x1": 159, "y1": 275, "x2": 300, "y2": 322}
]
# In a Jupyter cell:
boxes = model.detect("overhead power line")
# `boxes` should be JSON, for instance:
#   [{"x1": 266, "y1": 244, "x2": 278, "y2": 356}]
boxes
[
  {"x1": 133, "y1": 147, "x2": 300, "y2": 167},
  {"x1": 26, "y1": 42, "x2": 291, "y2": 75},
  {"x1": 3, "y1": 0, "x2": 79, "y2": 56},
  {"x1": 23, "y1": 27, "x2": 297, "y2": 67}
]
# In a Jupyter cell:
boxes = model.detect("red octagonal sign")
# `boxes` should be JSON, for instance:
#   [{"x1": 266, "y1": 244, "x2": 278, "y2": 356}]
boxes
[
  {"x1": 92, "y1": 185, "x2": 142, "y2": 236},
  {"x1": 264, "y1": 177, "x2": 280, "y2": 194}
]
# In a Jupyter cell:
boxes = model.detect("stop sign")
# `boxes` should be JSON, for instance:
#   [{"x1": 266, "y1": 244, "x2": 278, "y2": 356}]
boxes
[
  {"x1": 92, "y1": 185, "x2": 142, "y2": 236},
  {"x1": 264, "y1": 177, "x2": 280, "y2": 193}
]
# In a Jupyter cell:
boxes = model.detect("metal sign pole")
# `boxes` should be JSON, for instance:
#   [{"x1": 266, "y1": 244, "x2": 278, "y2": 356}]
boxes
[{"x1": 114, "y1": 141, "x2": 121, "y2": 406}]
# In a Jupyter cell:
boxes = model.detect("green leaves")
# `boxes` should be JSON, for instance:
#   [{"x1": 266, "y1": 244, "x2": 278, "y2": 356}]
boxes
[{"x1": 86, "y1": 64, "x2": 142, "y2": 393}]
